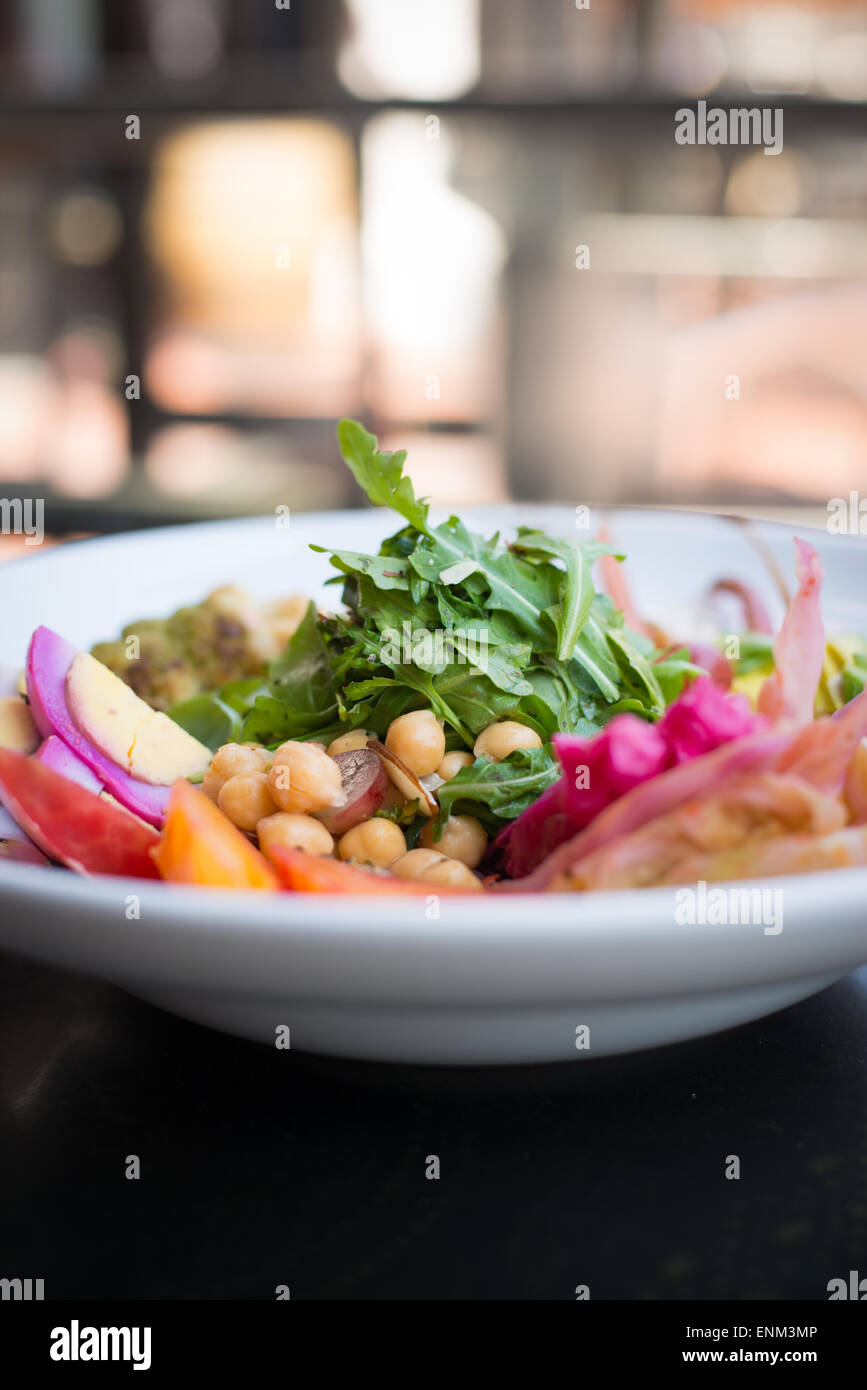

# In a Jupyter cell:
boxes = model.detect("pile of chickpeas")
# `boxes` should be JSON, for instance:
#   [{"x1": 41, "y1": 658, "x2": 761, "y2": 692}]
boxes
[{"x1": 202, "y1": 710, "x2": 542, "y2": 890}]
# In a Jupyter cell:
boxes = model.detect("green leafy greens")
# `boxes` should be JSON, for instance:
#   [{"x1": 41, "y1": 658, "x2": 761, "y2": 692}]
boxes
[{"x1": 170, "y1": 420, "x2": 694, "y2": 830}]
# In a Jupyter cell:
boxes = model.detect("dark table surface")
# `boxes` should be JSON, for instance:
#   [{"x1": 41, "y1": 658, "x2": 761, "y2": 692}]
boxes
[{"x1": 1, "y1": 949, "x2": 866, "y2": 1301}]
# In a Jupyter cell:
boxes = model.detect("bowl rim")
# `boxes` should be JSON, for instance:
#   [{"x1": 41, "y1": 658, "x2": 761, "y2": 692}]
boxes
[
  {"x1": 1, "y1": 852, "x2": 867, "y2": 940},
  {"x1": 2, "y1": 497, "x2": 864, "y2": 588}
]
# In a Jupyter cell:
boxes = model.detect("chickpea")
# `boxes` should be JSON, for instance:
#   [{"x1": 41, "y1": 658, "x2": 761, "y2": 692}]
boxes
[
  {"x1": 257, "y1": 812, "x2": 334, "y2": 859},
  {"x1": 473, "y1": 720, "x2": 542, "y2": 763},
  {"x1": 205, "y1": 742, "x2": 272, "y2": 803},
  {"x1": 385, "y1": 709, "x2": 446, "y2": 777},
  {"x1": 425, "y1": 857, "x2": 482, "y2": 890},
  {"x1": 421, "y1": 814, "x2": 487, "y2": 869},
  {"x1": 218, "y1": 772, "x2": 277, "y2": 832},
  {"x1": 436, "y1": 750, "x2": 474, "y2": 781},
  {"x1": 211, "y1": 742, "x2": 272, "y2": 780},
  {"x1": 327, "y1": 729, "x2": 369, "y2": 757},
  {"x1": 268, "y1": 740, "x2": 345, "y2": 815},
  {"x1": 391, "y1": 848, "x2": 481, "y2": 891},
  {"x1": 391, "y1": 848, "x2": 446, "y2": 880},
  {"x1": 202, "y1": 766, "x2": 226, "y2": 803},
  {"x1": 338, "y1": 817, "x2": 406, "y2": 868}
]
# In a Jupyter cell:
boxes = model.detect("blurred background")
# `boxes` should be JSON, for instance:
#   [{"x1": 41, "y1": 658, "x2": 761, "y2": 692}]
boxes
[{"x1": 1, "y1": 0, "x2": 866, "y2": 557}]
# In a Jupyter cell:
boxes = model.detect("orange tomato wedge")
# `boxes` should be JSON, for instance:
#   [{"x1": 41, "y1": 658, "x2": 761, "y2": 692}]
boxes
[
  {"x1": 152, "y1": 779, "x2": 278, "y2": 890},
  {"x1": 268, "y1": 844, "x2": 457, "y2": 895}
]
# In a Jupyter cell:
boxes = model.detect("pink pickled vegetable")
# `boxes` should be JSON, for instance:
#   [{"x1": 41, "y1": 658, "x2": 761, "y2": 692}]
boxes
[
  {"x1": 489, "y1": 780, "x2": 574, "y2": 879},
  {"x1": 556, "y1": 717, "x2": 669, "y2": 817},
  {"x1": 511, "y1": 688, "x2": 867, "y2": 892},
  {"x1": 34, "y1": 735, "x2": 102, "y2": 794},
  {"x1": 499, "y1": 730, "x2": 789, "y2": 891},
  {"x1": 758, "y1": 539, "x2": 825, "y2": 725},
  {"x1": 495, "y1": 677, "x2": 763, "y2": 878},
  {"x1": 659, "y1": 677, "x2": 762, "y2": 764},
  {"x1": 493, "y1": 716, "x2": 668, "y2": 877}
]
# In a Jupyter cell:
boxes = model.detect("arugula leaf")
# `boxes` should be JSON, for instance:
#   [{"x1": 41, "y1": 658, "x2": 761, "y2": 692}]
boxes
[
  {"x1": 311, "y1": 546, "x2": 411, "y2": 591},
  {"x1": 521, "y1": 661, "x2": 599, "y2": 735},
  {"x1": 221, "y1": 676, "x2": 268, "y2": 711},
  {"x1": 233, "y1": 601, "x2": 343, "y2": 744},
  {"x1": 607, "y1": 628, "x2": 666, "y2": 715},
  {"x1": 269, "y1": 601, "x2": 337, "y2": 712},
  {"x1": 354, "y1": 575, "x2": 439, "y2": 633},
  {"x1": 572, "y1": 608, "x2": 622, "y2": 702},
  {"x1": 433, "y1": 746, "x2": 560, "y2": 831},
  {"x1": 169, "y1": 676, "x2": 265, "y2": 750},
  {"x1": 410, "y1": 518, "x2": 556, "y2": 643},
  {"x1": 514, "y1": 530, "x2": 617, "y2": 661},
  {"x1": 240, "y1": 699, "x2": 340, "y2": 746},
  {"x1": 169, "y1": 693, "x2": 246, "y2": 750},
  {"x1": 431, "y1": 667, "x2": 522, "y2": 738},
  {"x1": 653, "y1": 648, "x2": 703, "y2": 705},
  {"x1": 409, "y1": 573, "x2": 430, "y2": 605},
  {"x1": 446, "y1": 630, "x2": 533, "y2": 696},
  {"x1": 337, "y1": 419, "x2": 430, "y2": 535}
]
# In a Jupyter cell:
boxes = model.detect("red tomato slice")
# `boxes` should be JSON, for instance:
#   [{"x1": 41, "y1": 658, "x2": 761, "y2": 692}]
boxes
[{"x1": 0, "y1": 747, "x2": 161, "y2": 878}]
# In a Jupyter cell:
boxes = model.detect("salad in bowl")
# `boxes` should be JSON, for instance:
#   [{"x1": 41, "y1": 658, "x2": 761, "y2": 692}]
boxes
[{"x1": 2, "y1": 420, "x2": 867, "y2": 903}]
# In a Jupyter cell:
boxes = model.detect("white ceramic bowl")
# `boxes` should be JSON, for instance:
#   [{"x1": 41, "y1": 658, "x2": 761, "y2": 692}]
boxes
[{"x1": 1, "y1": 506, "x2": 866, "y2": 1065}]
